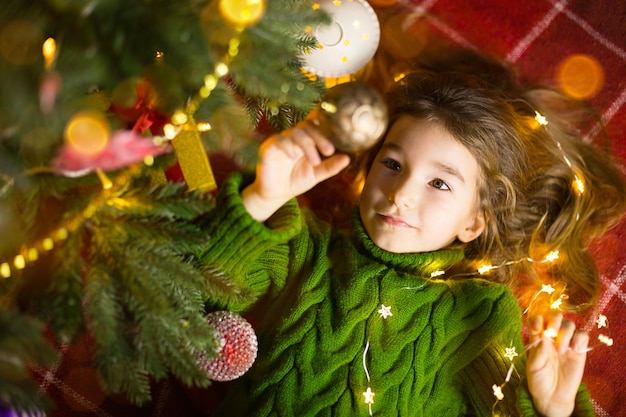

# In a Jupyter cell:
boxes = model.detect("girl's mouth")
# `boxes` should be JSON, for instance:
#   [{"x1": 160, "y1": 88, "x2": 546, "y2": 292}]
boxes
[{"x1": 380, "y1": 214, "x2": 414, "y2": 228}]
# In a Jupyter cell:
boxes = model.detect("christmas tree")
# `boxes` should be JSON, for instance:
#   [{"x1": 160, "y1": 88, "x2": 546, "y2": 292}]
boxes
[{"x1": 0, "y1": 0, "x2": 335, "y2": 411}]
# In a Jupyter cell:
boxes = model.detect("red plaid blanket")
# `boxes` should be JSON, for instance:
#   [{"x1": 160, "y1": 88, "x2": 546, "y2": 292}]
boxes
[{"x1": 35, "y1": 1, "x2": 625, "y2": 416}]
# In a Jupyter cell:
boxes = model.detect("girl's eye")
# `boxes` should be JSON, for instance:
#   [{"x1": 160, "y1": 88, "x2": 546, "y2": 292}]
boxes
[
  {"x1": 381, "y1": 158, "x2": 401, "y2": 171},
  {"x1": 430, "y1": 178, "x2": 450, "y2": 191}
]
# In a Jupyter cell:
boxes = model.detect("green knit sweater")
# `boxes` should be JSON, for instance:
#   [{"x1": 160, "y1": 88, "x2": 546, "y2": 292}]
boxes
[{"x1": 197, "y1": 173, "x2": 594, "y2": 417}]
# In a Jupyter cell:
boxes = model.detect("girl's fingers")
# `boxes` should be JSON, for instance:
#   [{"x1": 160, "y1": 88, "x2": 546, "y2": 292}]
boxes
[
  {"x1": 303, "y1": 122, "x2": 336, "y2": 157},
  {"x1": 571, "y1": 329, "x2": 590, "y2": 354},
  {"x1": 269, "y1": 131, "x2": 303, "y2": 160},
  {"x1": 529, "y1": 312, "x2": 589, "y2": 355},
  {"x1": 555, "y1": 319, "x2": 576, "y2": 354},
  {"x1": 272, "y1": 120, "x2": 342, "y2": 165},
  {"x1": 314, "y1": 154, "x2": 351, "y2": 182}
]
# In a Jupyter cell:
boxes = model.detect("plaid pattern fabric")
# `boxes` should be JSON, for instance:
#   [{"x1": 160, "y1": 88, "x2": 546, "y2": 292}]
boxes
[
  {"x1": 34, "y1": 1, "x2": 625, "y2": 416},
  {"x1": 408, "y1": 2, "x2": 625, "y2": 416}
]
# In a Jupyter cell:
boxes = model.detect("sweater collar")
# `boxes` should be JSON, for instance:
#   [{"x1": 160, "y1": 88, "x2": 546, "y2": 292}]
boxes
[{"x1": 351, "y1": 209, "x2": 464, "y2": 277}]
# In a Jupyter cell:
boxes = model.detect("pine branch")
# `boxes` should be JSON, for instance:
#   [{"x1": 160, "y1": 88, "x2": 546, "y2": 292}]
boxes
[
  {"x1": 0, "y1": 307, "x2": 55, "y2": 412},
  {"x1": 1, "y1": 0, "x2": 333, "y2": 407}
]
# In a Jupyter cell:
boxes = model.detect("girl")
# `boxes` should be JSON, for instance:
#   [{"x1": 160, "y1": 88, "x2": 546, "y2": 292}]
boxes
[{"x1": 196, "y1": 59, "x2": 625, "y2": 416}]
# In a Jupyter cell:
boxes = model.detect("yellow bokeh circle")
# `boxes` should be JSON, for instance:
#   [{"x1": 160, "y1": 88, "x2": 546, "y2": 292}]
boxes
[
  {"x1": 556, "y1": 54, "x2": 604, "y2": 100},
  {"x1": 0, "y1": 19, "x2": 43, "y2": 65},
  {"x1": 65, "y1": 110, "x2": 110, "y2": 156},
  {"x1": 218, "y1": 0, "x2": 266, "y2": 27}
]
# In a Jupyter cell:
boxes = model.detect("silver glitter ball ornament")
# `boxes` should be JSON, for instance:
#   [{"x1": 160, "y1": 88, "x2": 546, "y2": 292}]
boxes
[{"x1": 200, "y1": 311, "x2": 258, "y2": 381}]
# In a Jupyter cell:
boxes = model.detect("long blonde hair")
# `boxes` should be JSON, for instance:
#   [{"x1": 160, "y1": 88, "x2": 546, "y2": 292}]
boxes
[{"x1": 364, "y1": 53, "x2": 625, "y2": 309}]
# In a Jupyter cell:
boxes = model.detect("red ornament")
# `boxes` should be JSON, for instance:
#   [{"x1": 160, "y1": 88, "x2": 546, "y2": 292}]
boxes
[{"x1": 200, "y1": 311, "x2": 258, "y2": 381}]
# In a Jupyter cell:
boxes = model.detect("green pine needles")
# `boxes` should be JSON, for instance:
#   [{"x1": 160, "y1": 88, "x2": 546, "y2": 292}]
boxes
[{"x1": 0, "y1": 0, "x2": 331, "y2": 409}]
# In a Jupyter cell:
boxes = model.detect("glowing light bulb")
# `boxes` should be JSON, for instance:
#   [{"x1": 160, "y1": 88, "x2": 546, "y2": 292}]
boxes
[
  {"x1": 42, "y1": 37, "x2": 56, "y2": 70},
  {"x1": 534, "y1": 111, "x2": 548, "y2": 126},
  {"x1": 377, "y1": 304, "x2": 392, "y2": 319},
  {"x1": 478, "y1": 264, "x2": 494, "y2": 275},
  {"x1": 363, "y1": 387, "x2": 375, "y2": 404},
  {"x1": 573, "y1": 175, "x2": 585, "y2": 194},
  {"x1": 197, "y1": 122, "x2": 212, "y2": 132},
  {"x1": 163, "y1": 124, "x2": 177, "y2": 140},
  {"x1": 144, "y1": 155, "x2": 155, "y2": 166},
  {"x1": 544, "y1": 328, "x2": 558, "y2": 339},
  {"x1": 492, "y1": 384, "x2": 504, "y2": 400},
  {"x1": 55, "y1": 228, "x2": 68, "y2": 240},
  {"x1": 27, "y1": 248, "x2": 39, "y2": 261},
  {"x1": 13, "y1": 255, "x2": 25, "y2": 270},
  {"x1": 42, "y1": 238, "x2": 54, "y2": 251},
  {"x1": 598, "y1": 334, "x2": 614, "y2": 346},
  {"x1": 95, "y1": 168, "x2": 113, "y2": 190},
  {"x1": 551, "y1": 298, "x2": 563, "y2": 310},
  {"x1": 171, "y1": 111, "x2": 188, "y2": 126},
  {"x1": 544, "y1": 250, "x2": 559, "y2": 263},
  {"x1": 0, "y1": 263, "x2": 10, "y2": 278},
  {"x1": 215, "y1": 62, "x2": 229, "y2": 77},
  {"x1": 504, "y1": 346, "x2": 518, "y2": 362}
]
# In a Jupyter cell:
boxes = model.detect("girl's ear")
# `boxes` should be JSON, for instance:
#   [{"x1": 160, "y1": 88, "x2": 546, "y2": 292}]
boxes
[{"x1": 458, "y1": 210, "x2": 486, "y2": 243}]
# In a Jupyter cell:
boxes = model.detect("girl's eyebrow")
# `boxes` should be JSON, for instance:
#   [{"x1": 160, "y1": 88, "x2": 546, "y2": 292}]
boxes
[
  {"x1": 433, "y1": 161, "x2": 466, "y2": 183},
  {"x1": 381, "y1": 142, "x2": 401, "y2": 152}
]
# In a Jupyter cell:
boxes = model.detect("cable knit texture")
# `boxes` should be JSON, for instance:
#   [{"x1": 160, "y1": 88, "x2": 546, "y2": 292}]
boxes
[{"x1": 197, "y1": 173, "x2": 595, "y2": 417}]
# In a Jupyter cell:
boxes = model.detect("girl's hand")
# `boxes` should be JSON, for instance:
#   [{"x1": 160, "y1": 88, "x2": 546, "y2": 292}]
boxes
[
  {"x1": 526, "y1": 312, "x2": 589, "y2": 417},
  {"x1": 242, "y1": 120, "x2": 350, "y2": 222}
]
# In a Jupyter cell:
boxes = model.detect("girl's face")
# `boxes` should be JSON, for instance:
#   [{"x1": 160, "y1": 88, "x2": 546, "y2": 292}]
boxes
[{"x1": 359, "y1": 115, "x2": 486, "y2": 253}]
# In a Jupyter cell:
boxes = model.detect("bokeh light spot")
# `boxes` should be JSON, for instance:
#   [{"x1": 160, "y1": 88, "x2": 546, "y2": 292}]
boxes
[
  {"x1": 556, "y1": 54, "x2": 604, "y2": 99},
  {"x1": 65, "y1": 110, "x2": 110, "y2": 156},
  {"x1": 219, "y1": 0, "x2": 266, "y2": 27},
  {"x1": 0, "y1": 19, "x2": 43, "y2": 65}
]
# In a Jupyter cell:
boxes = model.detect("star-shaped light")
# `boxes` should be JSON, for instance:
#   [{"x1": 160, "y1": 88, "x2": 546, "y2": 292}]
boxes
[
  {"x1": 543, "y1": 250, "x2": 560, "y2": 263},
  {"x1": 544, "y1": 328, "x2": 558, "y2": 339},
  {"x1": 596, "y1": 314, "x2": 608, "y2": 329},
  {"x1": 504, "y1": 346, "x2": 518, "y2": 362},
  {"x1": 535, "y1": 111, "x2": 548, "y2": 126},
  {"x1": 541, "y1": 284, "x2": 556, "y2": 295},
  {"x1": 551, "y1": 298, "x2": 563, "y2": 310},
  {"x1": 430, "y1": 269, "x2": 445, "y2": 278},
  {"x1": 378, "y1": 304, "x2": 392, "y2": 319},
  {"x1": 492, "y1": 384, "x2": 504, "y2": 400},
  {"x1": 598, "y1": 334, "x2": 614, "y2": 347},
  {"x1": 363, "y1": 387, "x2": 375, "y2": 404}
]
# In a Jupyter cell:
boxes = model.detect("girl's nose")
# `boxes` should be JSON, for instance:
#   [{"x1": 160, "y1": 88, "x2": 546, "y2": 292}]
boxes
[{"x1": 388, "y1": 178, "x2": 419, "y2": 208}]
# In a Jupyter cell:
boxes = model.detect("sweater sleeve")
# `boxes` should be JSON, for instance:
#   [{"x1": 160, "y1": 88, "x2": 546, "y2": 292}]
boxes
[
  {"x1": 451, "y1": 280, "x2": 595, "y2": 417},
  {"x1": 195, "y1": 172, "x2": 303, "y2": 312},
  {"x1": 517, "y1": 380, "x2": 596, "y2": 417},
  {"x1": 448, "y1": 280, "x2": 527, "y2": 416}
]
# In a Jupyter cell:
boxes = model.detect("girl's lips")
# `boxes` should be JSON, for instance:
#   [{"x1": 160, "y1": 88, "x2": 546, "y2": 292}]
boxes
[{"x1": 380, "y1": 214, "x2": 414, "y2": 228}]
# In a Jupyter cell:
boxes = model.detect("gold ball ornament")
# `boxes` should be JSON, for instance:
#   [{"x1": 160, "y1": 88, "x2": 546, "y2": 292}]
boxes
[
  {"x1": 316, "y1": 82, "x2": 388, "y2": 153},
  {"x1": 303, "y1": 0, "x2": 381, "y2": 78},
  {"x1": 218, "y1": 0, "x2": 266, "y2": 27}
]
